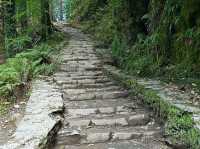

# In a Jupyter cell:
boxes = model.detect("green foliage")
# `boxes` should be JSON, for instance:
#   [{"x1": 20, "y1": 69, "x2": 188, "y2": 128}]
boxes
[
  {"x1": 69, "y1": 0, "x2": 146, "y2": 45},
  {"x1": 3, "y1": 0, "x2": 55, "y2": 57},
  {"x1": 0, "y1": 32, "x2": 64, "y2": 101},
  {"x1": 5, "y1": 35, "x2": 32, "y2": 57},
  {"x1": 0, "y1": 102, "x2": 10, "y2": 115},
  {"x1": 0, "y1": 57, "x2": 30, "y2": 98},
  {"x1": 111, "y1": 35, "x2": 127, "y2": 66},
  {"x1": 131, "y1": 0, "x2": 200, "y2": 79},
  {"x1": 16, "y1": 44, "x2": 59, "y2": 76},
  {"x1": 166, "y1": 108, "x2": 200, "y2": 148},
  {"x1": 69, "y1": 0, "x2": 200, "y2": 81},
  {"x1": 105, "y1": 65, "x2": 200, "y2": 148},
  {"x1": 124, "y1": 34, "x2": 162, "y2": 76},
  {"x1": 166, "y1": 109, "x2": 193, "y2": 136},
  {"x1": 69, "y1": 0, "x2": 101, "y2": 21},
  {"x1": 125, "y1": 79, "x2": 200, "y2": 148}
]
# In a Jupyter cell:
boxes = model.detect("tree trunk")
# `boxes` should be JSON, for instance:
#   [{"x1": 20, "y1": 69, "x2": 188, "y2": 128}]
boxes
[
  {"x1": 0, "y1": 0, "x2": 5, "y2": 64},
  {"x1": 19, "y1": 0, "x2": 28, "y2": 32},
  {"x1": 59, "y1": 0, "x2": 63, "y2": 21},
  {"x1": 4, "y1": 0, "x2": 17, "y2": 38},
  {"x1": 49, "y1": 0, "x2": 57, "y2": 22},
  {"x1": 41, "y1": 0, "x2": 53, "y2": 40}
]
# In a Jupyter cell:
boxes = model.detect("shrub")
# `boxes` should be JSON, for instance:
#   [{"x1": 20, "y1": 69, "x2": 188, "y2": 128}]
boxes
[
  {"x1": 5, "y1": 35, "x2": 32, "y2": 57},
  {"x1": 0, "y1": 58, "x2": 31, "y2": 99},
  {"x1": 0, "y1": 32, "x2": 64, "y2": 101}
]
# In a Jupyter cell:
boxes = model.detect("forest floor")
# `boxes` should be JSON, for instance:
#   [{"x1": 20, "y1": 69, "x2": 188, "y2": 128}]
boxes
[
  {"x1": 0, "y1": 85, "x2": 29, "y2": 145},
  {"x1": 0, "y1": 102, "x2": 25, "y2": 145}
]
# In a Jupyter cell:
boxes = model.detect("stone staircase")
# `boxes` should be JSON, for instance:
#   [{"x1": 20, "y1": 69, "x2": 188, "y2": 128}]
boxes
[{"x1": 53, "y1": 26, "x2": 170, "y2": 149}]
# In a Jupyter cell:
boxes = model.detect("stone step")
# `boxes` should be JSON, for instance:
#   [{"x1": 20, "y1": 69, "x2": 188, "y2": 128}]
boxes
[
  {"x1": 69, "y1": 76, "x2": 107, "y2": 81},
  {"x1": 64, "y1": 99, "x2": 138, "y2": 109},
  {"x1": 64, "y1": 98, "x2": 135, "y2": 109},
  {"x1": 56, "y1": 126, "x2": 161, "y2": 145},
  {"x1": 56, "y1": 78, "x2": 111, "y2": 86},
  {"x1": 62, "y1": 60, "x2": 100, "y2": 65},
  {"x1": 65, "y1": 106, "x2": 145, "y2": 118},
  {"x1": 67, "y1": 85, "x2": 122, "y2": 92},
  {"x1": 65, "y1": 113, "x2": 150, "y2": 127},
  {"x1": 62, "y1": 59, "x2": 101, "y2": 66},
  {"x1": 55, "y1": 140, "x2": 169, "y2": 149},
  {"x1": 64, "y1": 78, "x2": 111, "y2": 84},
  {"x1": 64, "y1": 90, "x2": 129, "y2": 101},
  {"x1": 84, "y1": 67, "x2": 103, "y2": 71},
  {"x1": 58, "y1": 123, "x2": 161, "y2": 136},
  {"x1": 62, "y1": 57, "x2": 89, "y2": 62},
  {"x1": 62, "y1": 82, "x2": 116, "y2": 89},
  {"x1": 66, "y1": 71, "x2": 104, "y2": 77},
  {"x1": 60, "y1": 65, "x2": 103, "y2": 72},
  {"x1": 63, "y1": 52, "x2": 96, "y2": 56},
  {"x1": 54, "y1": 71, "x2": 104, "y2": 78},
  {"x1": 58, "y1": 76, "x2": 108, "y2": 82},
  {"x1": 62, "y1": 57, "x2": 99, "y2": 63},
  {"x1": 63, "y1": 87, "x2": 126, "y2": 96},
  {"x1": 63, "y1": 51, "x2": 96, "y2": 55}
]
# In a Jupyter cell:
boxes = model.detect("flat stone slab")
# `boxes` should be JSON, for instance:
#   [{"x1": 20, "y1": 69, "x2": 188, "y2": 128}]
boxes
[
  {"x1": 128, "y1": 114, "x2": 150, "y2": 126},
  {"x1": 86, "y1": 132, "x2": 111, "y2": 143},
  {"x1": 67, "y1": 106, "x2": 137, "y2": 118},
  {"x1": 92, "y1": 117, "x2": 128, "y2": 126},
  {"x1": 60, "y1": 140, "x2": 170, "y2": 149},
  {"x1": 112, "y1": 132, "x2": 143, "y2": 141},
  {"x1": 0, "y1": 79, "x2": 64, "y2": 149}
]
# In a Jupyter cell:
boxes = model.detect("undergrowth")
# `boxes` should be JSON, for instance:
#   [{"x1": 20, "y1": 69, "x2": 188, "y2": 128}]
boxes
[
  {"x1": 0, "y1": 31, "x2": 67, "y2": 109},
  {"x1": 127, "y1": 80, "x2": 200, "y2": 149},
  {"x1": 69, "y1": 0, "x2": 200, "y2": 88}
]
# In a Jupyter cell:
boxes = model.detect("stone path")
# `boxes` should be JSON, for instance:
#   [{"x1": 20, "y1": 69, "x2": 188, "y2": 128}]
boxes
[
  {"x1": 52, "y1": 26, "x2": 170, "y2": 149},
  {"x1": 0, "y1": 79, "x2": 63, "y2": 149}
]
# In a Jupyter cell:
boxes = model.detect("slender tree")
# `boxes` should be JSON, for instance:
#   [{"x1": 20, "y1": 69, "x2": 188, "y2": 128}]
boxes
[
  {"x1": 4, "y1": 0, "x2": 17, "y2": 38},
  {"x1": 0, "y1": 0, "x2": 5, "y2": 64},
  {"x1": 59, "y1": 0, "x2": 63, "y2": 21},
  {"x1": 18, "y1": 0, "x2": 28, "y2": 32},
  {"x1": 41, "y1": 0, "x2": 53, "y2": 40},
  {"x1": 49, "y1": 0, "x2": 54, "y2": 22}
]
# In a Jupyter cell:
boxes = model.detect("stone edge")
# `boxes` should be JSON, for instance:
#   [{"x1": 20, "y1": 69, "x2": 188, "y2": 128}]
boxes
[
  {"x1": 95, "y1": 47, "x2": 200, "y2": 131},
  {"x1": 0, "y1": 79, "x2": 64, "y2": 149},
  {"x1": 102, "y1": 65, "x2": 200, "y2": 133}
]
